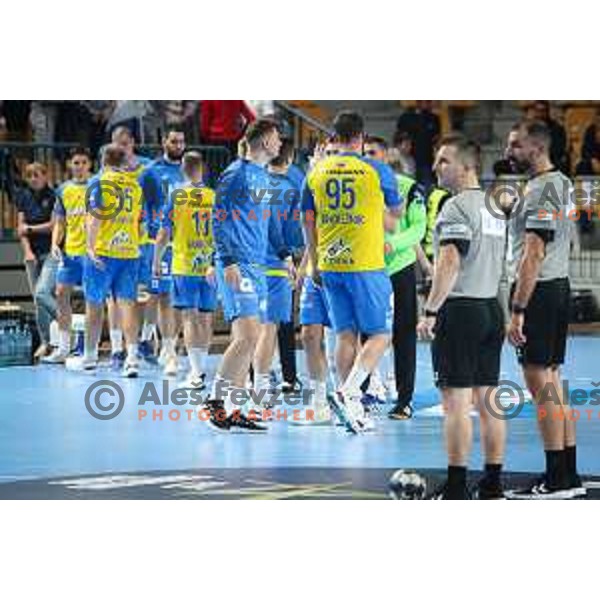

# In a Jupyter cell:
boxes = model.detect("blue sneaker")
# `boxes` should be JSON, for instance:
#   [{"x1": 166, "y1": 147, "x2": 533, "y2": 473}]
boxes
[
  {"x1": 111, "y1": 350, "x2": 126, "y2": 371},
  {"x1": 138, "y1": 340, "x2": 158, "y2": 365}
]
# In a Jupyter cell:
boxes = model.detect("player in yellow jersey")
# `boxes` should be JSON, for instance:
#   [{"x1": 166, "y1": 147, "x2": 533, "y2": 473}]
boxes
[
  {"x1": 42, "y1": 148, "x2": 93, "y2": 364},
  {"x1": 153, "y1": 151, "x2": 217, "y2": 390},
  {"x1": 302, "y1": 111, "x2": 402, "y2": 433},
  {"x1": 82, "y1": 144, "x2": 145, "y2": 377},
  {"x1": 106, "y1": 126, "x2": 153, "y2": 369}
]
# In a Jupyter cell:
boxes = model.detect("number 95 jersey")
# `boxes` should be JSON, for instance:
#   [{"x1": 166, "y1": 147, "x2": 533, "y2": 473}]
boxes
[{"x1": 302, "y1": 152, "x2": 400, "y2": 272}]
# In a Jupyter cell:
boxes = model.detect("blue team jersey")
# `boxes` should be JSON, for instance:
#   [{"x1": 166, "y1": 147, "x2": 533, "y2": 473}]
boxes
[
  {"x1": 140, "y1": 156, "x2": 185, "y2": 240},
  {"x1": 212, "y1": 158, "x2": 271, "y2": 267},
  {"x1": 264, "y1": 169, "x2": 304, "y2": 271}
]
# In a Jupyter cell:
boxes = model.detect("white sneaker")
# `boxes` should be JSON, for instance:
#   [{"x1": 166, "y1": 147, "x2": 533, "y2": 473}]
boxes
[
  {"x1": 328, "y1": 391, "x2": 373, "y2": 434},
  {"x1": 183, "y1": 372, "x2": 206, "y2": 390},
  {"x1": 65, "y1": 355, "x2": 97, "y2": 373},
  {"x1": 290, "y1": 398, "x2": 332, "y2": 426},
  {"x1": 164, "y1": 355, "x2": 178, "y2": 377},
  {"x1": 123, "y1": 359, "x2": 139, "y2": 378},
  {"x1": 41, "y1": 348, "x2": 69, "y2": 364},
  {"x1": 158, "y1": 347, "x2": 168, "y2": 367}
]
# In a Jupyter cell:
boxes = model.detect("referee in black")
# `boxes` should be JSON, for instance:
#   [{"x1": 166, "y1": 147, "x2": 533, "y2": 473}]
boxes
[
  {"x1": 417, "y1": 134, "x2": 507, "y2": 499},
  {"x1": 505, "y1": 120, "x2": 585, "y2": 499}
]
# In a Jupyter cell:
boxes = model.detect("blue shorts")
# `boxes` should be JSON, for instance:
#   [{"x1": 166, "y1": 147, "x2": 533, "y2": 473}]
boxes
[
  {"x1": 83, "y1": 256, "x2": 139, "y2": 305},
  {"x1": 321, "y1": 270, "x2": 393, "y2": 335},
  {"x1": 173, "y1": 275, "x2": 217, "y2": 312},
  {"x1": 300, "y1": 277, "x2": 331, "y2": 327},
  {"x1": 216, "y1": 262, "x2": 266, "y2": 322},
  {"x1": 56, "y1": 254, "x2": 84, "y2": 287},
  {"x1": 139, "y1": 244, "x2": 172, "y2": 295},
  {"x1": 264, "y1": 275, "x2": 293, "y2": 324}
]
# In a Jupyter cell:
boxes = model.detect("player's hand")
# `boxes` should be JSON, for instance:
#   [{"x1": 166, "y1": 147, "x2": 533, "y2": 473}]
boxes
[
  {"x1": 50, "y1": 244, "x2": 63, "y2": 262},
  {"x1": 87, "y1": 248, "x2": 105, "y2": 270},
  {"x1": 224, "y1": 264, "x2": 241, "y2": 290},
  {"x1": 416, "y1": 316, "x2": 436, "y2": 341},
  {"x1": 285, "y1": 257, "x2": 296, "y2": 282},
  {"x1": 205, "y1": 266, "x2": 216, "y2": 287},
  {"x1": 508, "y1": 313, "x2": 526, "y2": 346},
  {"x1": 24, "y1": 249, "x2": 37, "y2": 264}
]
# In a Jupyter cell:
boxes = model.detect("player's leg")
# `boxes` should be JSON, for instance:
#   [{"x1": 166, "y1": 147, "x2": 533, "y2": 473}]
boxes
[
  {"x1": 81, "y1": 255, "x2": 111, "y2": 370},
  {"x1": 388, "y1": 264, "x2": 417, "y2": 419},
  {"x1": 137, "y1": 244, "x2": 158, "y2": 365},
  {"x1": 106, "y1": 298, "x2": 125, "y2": 369},
  {"x1": 158, "y1": 292, "x2": 178, "y2": 376},
  {"x1": 112, "y1": 258, "x2": 141, "y2": 377},
  {"x1": 442, "y1": 386, "x2": 474, "y2": 499}
]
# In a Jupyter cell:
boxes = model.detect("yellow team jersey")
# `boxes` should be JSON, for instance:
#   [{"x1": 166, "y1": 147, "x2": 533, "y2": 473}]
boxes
[
  {"x1": 94, "y1": 169, "x2": 144, "y2": 259},
  {"x1": 56, "y1": 179, "x2": 88, "y2": 256},
  {"x1": 170, "y1": 184, "x2": 215, "y2": 276},
  {"x1": 305, "y1": 153, "x2": 399, "y2": 272}
]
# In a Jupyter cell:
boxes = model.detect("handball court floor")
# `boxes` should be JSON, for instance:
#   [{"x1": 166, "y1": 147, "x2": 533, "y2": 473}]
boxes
[{"x1": 1, "y1": 335, "x2": 600, "y2": 499}]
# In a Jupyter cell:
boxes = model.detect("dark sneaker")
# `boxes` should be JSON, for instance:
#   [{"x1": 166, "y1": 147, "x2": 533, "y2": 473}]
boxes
[
  {"x1": 138, "y1": 340, "x2": 158, "y2": 365},
  {"x1": 388, "y1": 403, "x2": 413, "y2": 420},
  {"x1": 428, "y1": 480, "x2": 471, "y2": 500},
  {"x1": 475, "y1": 477, "x2": 505, "y2": 500},
  {"x1": 228, "y1": 411, "x2": 268, "y2": 433},
  {"x1": 111, "y1": 351, "x2": 126, "y2": 371},
  {"x1": 204, "y1": 400, "x2": 231, "y2": 432},
  {"x1": 280, "y1": 378, "x2": 303, "y2": 395},
  {"x1": 505, "y1": 477, "x2": 574, "y2": 500}
]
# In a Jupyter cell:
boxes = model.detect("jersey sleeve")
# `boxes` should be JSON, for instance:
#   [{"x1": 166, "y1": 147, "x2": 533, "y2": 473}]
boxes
[
  {"x1": 53, "y1": 184, "x2": 66, "y2": 218},
  {"x1": 212, "y1": 166, "x2": 242, "y2": 266},
  {"x1": 523, "y1": 179, "x2": 558, "y2": 242},
  {"x1": 301, "y1": 175, "x2": 315, "y2": 213},
  {"x1": 436, "y1": 199, "x2": 473, "y2": 255},
  {"x1": 365, "y1": 158, "x2": 401, "y2": 208}
]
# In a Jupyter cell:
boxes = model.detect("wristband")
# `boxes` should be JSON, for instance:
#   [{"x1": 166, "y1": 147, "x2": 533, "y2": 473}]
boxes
[
  {"x1": 26, "y1": 226, "x2": 32, "y2": 235},
  {"x1": 511, "y1": 303, "x2": 526, "y2": 315},
  {"x1": 424, "y1": 308, "x2": 438, "y2": 318}
]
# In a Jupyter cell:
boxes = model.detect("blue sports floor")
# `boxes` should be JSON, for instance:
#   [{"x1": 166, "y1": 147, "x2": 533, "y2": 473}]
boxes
[{"x1": 1, "y1": 335, "x2": 599, "y2": 497}]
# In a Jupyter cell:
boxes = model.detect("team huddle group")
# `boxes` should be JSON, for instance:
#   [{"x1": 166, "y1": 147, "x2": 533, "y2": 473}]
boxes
[{"x1": 34, "y1": 109, "x2": 584, "y2": 499}]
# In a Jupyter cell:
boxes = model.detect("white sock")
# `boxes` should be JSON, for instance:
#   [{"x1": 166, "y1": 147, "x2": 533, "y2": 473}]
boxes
[
  {"x1": 368, "y1": 367, "x2": 384, "y2": 395},
  {"x1": 339, "y1": 362, "x2": 370, "y2": 399},
  {"x1": 58, "y1": 329, "x2": 70, "y2": 355},
  {"x1": 310, "y1": 379, "x2": 327, "y2": 405},
  {"x1": 110, "y1": 329, "x2": 123, "y2": 355},
  {"x1": 141, "y1": 322, "x2": 156, "y2": 342},
  {"x1": 188, "y1": 347, "x2": 207, "y2": 376},
  {"x1": 163, "y1": 337, "x2": 176, "y2": 357},
  {"x1": 254, "y1": 372, "x2": 271, "y2": 392},
  {"x1": 84, "y1": 344, "x2": 98, "y2": 363},
  {"x1": 127, "y1": 343, "x2": 138, "y2": 364},
  {"x1": 324, "y1": 328, "x2": 336, "y2": 369}
]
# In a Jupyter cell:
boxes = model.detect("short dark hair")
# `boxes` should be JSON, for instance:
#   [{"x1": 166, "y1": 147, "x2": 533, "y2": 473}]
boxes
[
  {"x1": 245, "y1": 118, "x2": 279, "y2": 150},
  {"x1": 68, "y1": 146, "x2": 92, "y2": 161},
  {"x1": 102, "y1": 144, "x2": 127, "y2": 168},
  {"x1": 364, "y1": 135, "x2": 388, "y2": 150},
  {"x1": 520, "y1": 119, "x2": 551, "y2": 150},
  {"x1": 111, "y1": 125, "x2": 135, "y2": 142},
  {"x1": 438, "y1": 133, "x2": 480, "y2": 171},
  {"x1": 163, "y1": 126, "x2": 185, "y2": 140},
  {"x1": 270, "y1": 137, "x2": 295, "y2": 168},
  {"x1": 332, "y1": 111, "x2": 364, "y2": 144}
]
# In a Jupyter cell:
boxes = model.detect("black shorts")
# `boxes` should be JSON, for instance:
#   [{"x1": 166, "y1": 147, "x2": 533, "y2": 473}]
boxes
[
  {"x1": 512, "y1": 277, "x2": 570, "y2": 368},
  {"x1": 432, "y1": 297, "x2": 504, "y2": 389}
]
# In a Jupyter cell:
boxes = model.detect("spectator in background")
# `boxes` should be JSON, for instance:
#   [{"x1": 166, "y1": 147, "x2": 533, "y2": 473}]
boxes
[
  {"x1": 16, "y1": 163, "x2": 58, "y2": 359},
  {"x1": 199, "y1": 100, "x2": 256, "y2": 158},
  {"x1": 0, "y1": 101, "x2": 31, "y2": 141},
  {"x1": 151, "y1": 101, "x2": 197, "y2": 143},
  {"x1": 395, "y1": 100, "x2": 440, "y2": 187},
  {"x1": 81, "y1": 101, "x2": 115, "y2": 157},
  {"x1": 390, "y1": 130, "x2": 416, "y2": 177},
  {"x1": 578, "y1": 107, "x2": 600, "y2": 173},
  {"x1": 525, "y1": 101, "x2": 569, "y2": 172},
  {"x1": 106, "y1": 101, "x2": 152, "y2": 143}
]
